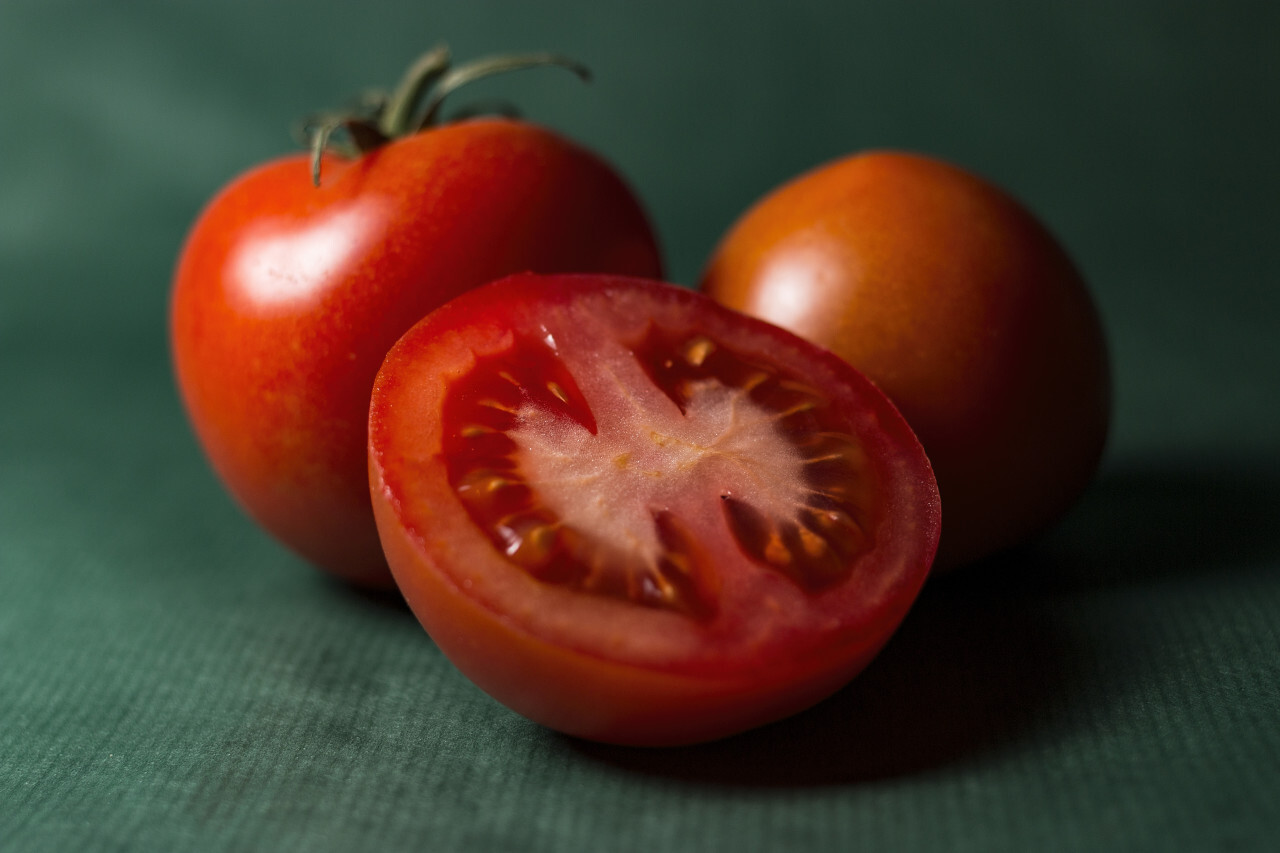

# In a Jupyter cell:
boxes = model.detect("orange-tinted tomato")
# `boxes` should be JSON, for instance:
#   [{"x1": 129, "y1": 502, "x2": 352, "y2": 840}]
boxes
[
  {"x1": 701, "y1": 151, "x2": 1110, "y2": 570},
  {"x1": 369, "y1": 273, "x2": 940, "y2": 745}
]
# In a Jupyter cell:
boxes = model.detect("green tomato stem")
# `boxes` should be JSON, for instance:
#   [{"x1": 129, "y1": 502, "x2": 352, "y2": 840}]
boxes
[
  {"x1": 415, "y1": 52, "x2": 591, "y2": 129},
  {"x1": 302, "y1": 44, "x2": 592, "y2": 188},
  {"x1": 378, "y1": 43, "x2": 453, "y2": 138}
]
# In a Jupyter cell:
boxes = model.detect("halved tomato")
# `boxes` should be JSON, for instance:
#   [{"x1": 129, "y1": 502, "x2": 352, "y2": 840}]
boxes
[{"x1": 368, "y1": 273, "x2": 940, "y2": 746}]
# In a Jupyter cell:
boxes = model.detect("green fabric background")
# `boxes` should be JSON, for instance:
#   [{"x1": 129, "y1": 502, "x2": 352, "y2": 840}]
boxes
[{"x1": 3, "y1": 1, "x2": 1278, "y2": 850}]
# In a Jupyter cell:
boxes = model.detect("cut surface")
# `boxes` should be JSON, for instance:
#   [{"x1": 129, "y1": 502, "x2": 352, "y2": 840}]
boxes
[{"x1": 443, "y1": 321, "x2": 875, "y2": 617}]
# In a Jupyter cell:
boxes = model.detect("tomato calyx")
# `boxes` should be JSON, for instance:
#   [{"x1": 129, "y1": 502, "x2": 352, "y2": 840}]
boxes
[{"x1": 296, "y1": 43, "x2": 590, "y2": 186}]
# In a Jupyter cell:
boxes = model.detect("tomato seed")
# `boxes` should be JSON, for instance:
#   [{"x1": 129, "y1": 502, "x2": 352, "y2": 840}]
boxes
[{"x1": 683, "y1": 335, "x2": 715, "y2": 367}]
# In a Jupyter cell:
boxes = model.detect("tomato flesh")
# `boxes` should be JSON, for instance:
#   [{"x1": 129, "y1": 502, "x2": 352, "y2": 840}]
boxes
[{"x1": 369, "y1": 273, "x2": 939, "y2": 745}]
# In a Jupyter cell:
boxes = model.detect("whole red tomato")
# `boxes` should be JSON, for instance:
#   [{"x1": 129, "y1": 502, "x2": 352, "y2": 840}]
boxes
[
  {"x1": 170, "y1": 49, "x2": 663, "y2": 587},
  {"x1": 369, "y1": 273, "x2": 939, "y2": 745},
  {"x1": 701, "y1": 151, "x2": 1110, "y2": 571}
]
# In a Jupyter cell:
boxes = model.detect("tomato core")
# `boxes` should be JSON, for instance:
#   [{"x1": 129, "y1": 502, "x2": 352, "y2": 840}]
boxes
[{"x1": 443, "y1": 325, "x2": 875, "y2": 620}]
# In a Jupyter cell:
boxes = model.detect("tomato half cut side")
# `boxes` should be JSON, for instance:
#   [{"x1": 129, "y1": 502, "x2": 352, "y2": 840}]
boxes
[{"x1": 368, "y1": 273, "x2": 940, "y2": 746}]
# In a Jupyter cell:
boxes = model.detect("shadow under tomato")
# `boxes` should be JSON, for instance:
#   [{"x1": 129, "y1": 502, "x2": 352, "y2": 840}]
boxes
[
  {"x1": 568, "y1": 461, "x2": 1280, "y2": 786},
  {"x1": 567, "y1": 576, "x2": 1075, "y2": 786},
  {"x1": 328, "y1": 575, "x2": 414, "y2": 613},
  {"x1": 982, "y1": 459, "x2": 1280, "y2": 594}
]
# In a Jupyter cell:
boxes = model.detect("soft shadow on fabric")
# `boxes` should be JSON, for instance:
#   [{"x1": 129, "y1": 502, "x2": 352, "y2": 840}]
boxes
[
  {"x1": 569, "y1": 461, "x2": 1280, "y2": 786},
  {"x1": 986, "y1": 460, "x2": 1280, "y2": 592},
  {"x1": 569, "y1": 581, "x2": 1073, "y2": 786},
  {"x1": 327, "y1": 574, "x2": 414, "y2": 613}
]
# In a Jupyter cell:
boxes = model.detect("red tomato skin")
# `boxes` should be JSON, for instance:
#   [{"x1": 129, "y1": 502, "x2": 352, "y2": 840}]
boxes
[
  {"x1": 701, "y1": 151, "x2": 1110, "y2": 570},
  {"x1": 171, "y1": 119, "x2": 663, "y2": 587},
  {"x1": 368, "y1": 273, "x2": 940, "y2": 746}
]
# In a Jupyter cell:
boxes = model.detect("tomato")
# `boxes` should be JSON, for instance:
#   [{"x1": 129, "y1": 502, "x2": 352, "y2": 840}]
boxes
[
  {"x1": 368, "y1": 272, "x2": 940, "y2": 746},
  {"x1": 700, "y1": 151, "x2": 1110, "y2": 571},
  {"x1": 170, "y1": 49, "x2": 662, "y2": 587}
]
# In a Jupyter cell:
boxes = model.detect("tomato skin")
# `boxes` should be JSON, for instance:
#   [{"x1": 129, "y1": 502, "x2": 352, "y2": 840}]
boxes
[
  {"x1": 368, "y1": 273, "x2": 940, "y2": 745},
  {"x1": 171, "y1": 119, "x2": 662, "y2": 587},
  {"x1": 701, "y1": 151, "x2": 1110, "y2": 570}
]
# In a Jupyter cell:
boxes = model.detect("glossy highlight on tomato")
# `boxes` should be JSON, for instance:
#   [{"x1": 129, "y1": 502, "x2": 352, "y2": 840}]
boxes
[
  {"x1": 701, "y1": 151, "x2": 1110, "y2": 570},
  {"x1": 368, "y1": 273, "x2": 940, "y2": 746},
  {"x1": 170, "y1": 55, "x2": 662, "y2": 588}
]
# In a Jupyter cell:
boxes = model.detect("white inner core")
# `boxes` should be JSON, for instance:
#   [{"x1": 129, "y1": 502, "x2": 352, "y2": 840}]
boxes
[{"x1": 509, "y1": 337, "x2": 810, "y2": 567}]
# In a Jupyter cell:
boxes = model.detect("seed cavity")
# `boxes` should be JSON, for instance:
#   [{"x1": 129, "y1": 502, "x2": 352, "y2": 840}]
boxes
[
  {"x1": 478, "y1": 399, "x2": 519, "y2": 414},
  {"x1": 741, "y1": 371, "x2": 771, "y2": 392},
  {"x1": 443, "y1": 328, "x2": 875, "y2": 617}
]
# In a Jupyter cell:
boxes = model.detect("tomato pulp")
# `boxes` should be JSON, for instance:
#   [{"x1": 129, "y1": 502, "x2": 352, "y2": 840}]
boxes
[
  {"x1": 368, "y1": 273, "x2": 940, "y2": 745},
  {"x1": 701, "y1": 151, "x2": 1110, "y2": 570},
  {"x1": 171, "y1": 119, "x2": 662, "y2": 587}
]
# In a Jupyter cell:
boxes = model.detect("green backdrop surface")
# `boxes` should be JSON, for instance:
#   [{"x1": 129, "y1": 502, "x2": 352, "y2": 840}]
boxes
[{"x1": 3, "y1": 1, "x2": 1278, "y2": 850}]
